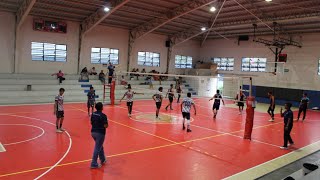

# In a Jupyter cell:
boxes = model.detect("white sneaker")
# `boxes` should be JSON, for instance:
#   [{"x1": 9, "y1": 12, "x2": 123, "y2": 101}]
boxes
[
  {"x1": 60, "y1": 128, "x2": 65, "y2": 131},
  {"x1": 288, "y1": 143, "x2": 294, "y2": 147},
  {"x1": 268, "y1": 119, "x2": 274, "y2": 122},
  {"x1": 280, "y1": 146, "x2": 288, "y2": 150},
  {"x1": 56, "y1": 129, "x2": 63, "y2": 133}
]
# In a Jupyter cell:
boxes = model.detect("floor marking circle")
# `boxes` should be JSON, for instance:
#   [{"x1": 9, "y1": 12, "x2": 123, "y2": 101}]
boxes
[
  {"x1": 130, "y1": 112, "x2": 194, "y2": 124},
  {"x1": 0, "y1": 124, "x2": 45, "y2": 146},
  {"x1": 0, "y1": 114, "x2": 72, "y2": 180}
]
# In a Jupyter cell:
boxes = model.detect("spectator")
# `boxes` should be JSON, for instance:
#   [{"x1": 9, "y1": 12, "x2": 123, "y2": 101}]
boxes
[
  {"x1": 80, "y1": 67, "x2": 89, "y2": 80},
  {"x1": 135, "y1": 68, "x2": 140, "y2": 80},
  {"x1": 141, "y1": 68, "x2": 146, "y2": 75},
  {"x1": 130, "y1": 68, "x2": 136, "y2": 80},
  {"x1": 89, "y1": 67, "x2": 97, "y2": 75},
  {"x1": 107, "y1": 62, "x2": 114, "y2": 84},
  {"x1": 98, "y1": 70, "x2": 106, "y2": 84},
  {"x1": 121, "y1": 75, "x2": 128, "y2": 86},
  {"x1": 52, "y1": 70, "x2": 65, "y2": 84}
]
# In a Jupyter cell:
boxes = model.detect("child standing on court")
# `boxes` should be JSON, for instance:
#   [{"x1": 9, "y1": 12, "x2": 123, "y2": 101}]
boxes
[
  {"x1": 90, "y1": 102, "x2": 108, "y2": 168},
  {"x1": 54, "y1": 88, "x2": 65, "y2": 133},
  {"x1": 120, "y1": 84, "x2": 144, "y2": 117},
  {"x1": 181, "y1": 92, "x2": 196, "y2": 132},
  {"x1": 87, "y1": 86, "x2": 96, "y2": 116},
  {"x1": 153, "y1": 87, "x2": 163, "y2": 119},
  {"x1": 209, "y1": 90, "x2": 225, "y2": 119}
]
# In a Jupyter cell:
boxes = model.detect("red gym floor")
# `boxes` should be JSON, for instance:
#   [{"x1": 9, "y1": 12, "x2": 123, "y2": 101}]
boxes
[{"x1": 1, "y1": 99, "x2": 320, "y2": 179}]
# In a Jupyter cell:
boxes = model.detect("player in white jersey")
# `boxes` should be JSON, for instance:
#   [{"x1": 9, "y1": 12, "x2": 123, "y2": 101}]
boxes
[
  {"x1": 152, "y1": 87, "x2": 163, "y2": 119},
  {"x1": 181, "y1": 92, "x2": 196, "y2": 132},
  {"x1": 54, "y1": 88, "x2": 65, "y2": 133},
  {"x1": 120, "y1": 84, "x2": 144, "y2": 117}
]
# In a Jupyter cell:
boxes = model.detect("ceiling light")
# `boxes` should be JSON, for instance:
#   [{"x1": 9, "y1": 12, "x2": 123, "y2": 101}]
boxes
[
  {"x1": 210, "y1": 6, "x2": 216, "y2": 12},
  {"x1": 104, "y1": 7, "x2": 110, "y2": 12},
  {"x1": 265, "y1": 0, "x2": 272, "y2": 2},
  {"x1": 201, "y1": 27, "x2": 206, "y2": 31}
]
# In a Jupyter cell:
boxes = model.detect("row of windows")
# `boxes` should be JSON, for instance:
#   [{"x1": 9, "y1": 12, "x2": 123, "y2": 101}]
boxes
[
  {"x1": 213, "y1": 57, "x2": 267, "y2": 72},
  {"x1": 31, "y1": 42, "x2": 193, "y2": 68}
]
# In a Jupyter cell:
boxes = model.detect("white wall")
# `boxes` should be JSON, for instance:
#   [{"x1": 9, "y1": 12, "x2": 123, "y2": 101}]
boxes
[
  {"x1": 200, "y1": 34, "x2": 320, "y2": 91},
  {"x1": 0, "y1": 12, "x2": 15, "y2": 73},
  {"x1": 0, "y1": 11, "x2": 200, "y2": 75},
  {"x1": 81, "y1": 25, "x2": 129, "y2": 72},
  {"x1": 15, "y1": 16, "x2": 79, "y2": 74}
]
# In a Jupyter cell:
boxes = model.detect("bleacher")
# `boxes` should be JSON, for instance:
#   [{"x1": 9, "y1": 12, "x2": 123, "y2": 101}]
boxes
[{"x1": 0, "y1": 74, "x2": 197, "y2": 105}]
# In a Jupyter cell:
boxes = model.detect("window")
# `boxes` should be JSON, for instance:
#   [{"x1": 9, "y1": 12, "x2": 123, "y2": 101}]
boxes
[
  {"x1": 31, "y1": 42, "x2": 67, "y2": 62},
  {"x1": 241, "y1": 58, "x2": 267, "y2": 72},
  {"x1": 91, "y1": 47, "x2": 119, "y2": 64},
  {"x1": 212, "y1": 57, "x2": 234, "y2": 71},
  {"x1": 138, "y1": 51, "x2": 160, "y2": 67},
  {"x1": 175, "y1": 55, "x2": 192, "y2": 68}
]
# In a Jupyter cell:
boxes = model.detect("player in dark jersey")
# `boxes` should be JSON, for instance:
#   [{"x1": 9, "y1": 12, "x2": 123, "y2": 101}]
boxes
[
  {"x1": 267, "y1": 91, "x2": 275, "y2": 122},
  {"x1": 280, "y1": 102, "x2": 294, "y2": 150},
  {"x1": 297, "y1": 93, "x2": 309, "y2": 121},
  {"x1": 176, "y1": 83, "x2": 183, "y2": 103},
  {"x1": 209, "y1": 90, "x2": 225, "y2": 119},
  {"x1": 236, "y1": 90, "x2": 246, "y2": 114},
  {"x1": 153, "y1": 87, "x2": 163, "y2": 119},
  {"x1": 54, "y1": 88, "x2": 65, "y2": 133},
  {"x1": 87, "y1": 87, "x2": 96, "y2": 116},
  {"x1": 165, "y1": 84, "x2": 175, "y2": 110},
  {"x1": 120, "y1": 84, "x2": 143, "y2": 117}
]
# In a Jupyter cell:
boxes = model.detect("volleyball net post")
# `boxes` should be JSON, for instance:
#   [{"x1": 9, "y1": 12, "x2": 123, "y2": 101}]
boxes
[
  {"x1": 242, "y1": 76, "x2": 255, "y2": 140},
  {"x1": 103, "y1": 79, "x2": 116, "y2": 105}
]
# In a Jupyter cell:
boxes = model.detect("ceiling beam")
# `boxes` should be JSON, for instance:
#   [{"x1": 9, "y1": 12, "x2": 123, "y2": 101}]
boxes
[
  {"x1": 201, "y1": 0, "x2": 227, "y2": 46},
  {"x1": 81, "y1": 0, "x2": 131, "y2": 35},
  {"x1": 131, "y1": 0, "x2": 217, "y2": 40},
  {"x1": 172, "y1": 12, "x2": 320, "y2": 45},
  {"x1": 16, "y1": 0, "x2": 36, "y2": 29}
]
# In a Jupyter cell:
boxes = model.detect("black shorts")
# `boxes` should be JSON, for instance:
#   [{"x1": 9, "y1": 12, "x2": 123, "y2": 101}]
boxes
[
  {"x1": 156, "y1": 102, "x2": 162, "y2": 109},
  {"x1": 268, "y1": 106, "x2": 275, "y2": 112},
  {"x1": 87, "y1": 100, "x2": 95, "y2": 108},
  {"x1": 213, "y1": 103, "x2": 220, "y2": 110},
  {"x1": 56, "y1": 111, "x2": 64, "y2": 118},
  {"x1": 169, "y1": 96, "x2": 173, "y2": 103},
  {"x1": 237, "y1": 102, "x2": 244, "y2": 107},
  {"x1": 127, "y1": 102, "x2": 133, "y2": 107},
  {"x1": 182, "y1": 112, "x2": 190, "y2": 120}
]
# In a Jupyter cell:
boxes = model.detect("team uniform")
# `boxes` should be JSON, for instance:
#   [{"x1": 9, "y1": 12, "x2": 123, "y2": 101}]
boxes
[
  {"x1": 182, "y1": 97, "x2": 194, "y2": 120},
  {"x1": 177, "y1": 86, "x2": 182, "y2": 103},
  {"x1": 297, "y1": 97, "x2": 309, "y2": 120},
  {"x1": 124, "y1": 90, "x2": 135, "y2": 106},
  {"x1": 154, "y1": 91, "x2": 163, "y2": 109},
  {"x1": 167, "y1": 88, "x2": 174, "y2": 103},
  {"x1": 87, "y1": 91, "x2": 96, "y2": 108},
  {"x1": 267, "y1": 96, "x2": 275, "y2": 120},
  {"x1": 282, "y1": 109, "x2": 294, "y2": 148},
  {"x1": 212, "y1": 93, "x2": 222, "y2": 110},
  {"x1": 237, "y1": 94, "x2": 245, "y2": 107},
  {"x1": 55, "y1": 95, "x2": 64, "y2": 118}
]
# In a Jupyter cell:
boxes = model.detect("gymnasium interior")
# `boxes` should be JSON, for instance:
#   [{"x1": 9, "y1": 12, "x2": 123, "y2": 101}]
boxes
[{"x1": 1, "y1": 0, "x2": 320, "y2": 179}]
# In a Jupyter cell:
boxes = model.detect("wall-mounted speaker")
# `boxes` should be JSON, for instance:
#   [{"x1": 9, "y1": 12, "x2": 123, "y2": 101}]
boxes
[
  {"x1": 165, "y1": 40, "x2": 171, "y2": 47},
  {"x1": 238, "y1": 35, "x2": 249, "y2": 41}
]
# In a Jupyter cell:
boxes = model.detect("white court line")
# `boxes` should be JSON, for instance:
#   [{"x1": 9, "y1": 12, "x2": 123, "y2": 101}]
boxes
[
  {"x1": 0, "y1": 124, "x2": 45, "y2": 146},
  {"x1": 223, "y1": 140, "x2": 320, "y2": 180},
  {"x1": 0, "y1": 142, "x2": 6, "y2": 152},
  {"x1": 2, "y1": 114, "x2": 72, "y2": 180}
]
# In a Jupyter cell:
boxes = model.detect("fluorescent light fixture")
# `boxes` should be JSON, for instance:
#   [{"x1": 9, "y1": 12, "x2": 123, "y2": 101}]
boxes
[
  {"x1": 265, "y1": 0, "x2": 272, "y2": 2},
  {"x1": 201, "y1": 27, "x2": 206, "y2": 31},
  {"x1": 104, "y1": 7, "x2": 110, "y2": 12},
  {"x1": 210, "y1": 6, "x2": 216, "y2": 12}
]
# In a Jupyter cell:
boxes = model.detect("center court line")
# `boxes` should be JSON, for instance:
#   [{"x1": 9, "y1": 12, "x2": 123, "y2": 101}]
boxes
[{"x1": 1, "y1": 114, "x2": 72, "y2": 180}]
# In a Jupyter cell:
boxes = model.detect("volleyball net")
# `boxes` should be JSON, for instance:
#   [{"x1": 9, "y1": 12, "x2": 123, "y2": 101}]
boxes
[{"x1": 104, "y1": 71, "x2": 255, "y2": 104}]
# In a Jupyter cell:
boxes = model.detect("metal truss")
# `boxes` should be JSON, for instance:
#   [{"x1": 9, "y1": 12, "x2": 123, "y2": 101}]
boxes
[
  {"x1": 81, "y1": 0, "x2": 131, "y2": 35},
  {"x1": 16, "y1": 0, "x2": 36, "y2": 29},
  {"x1": 131, "y1": 0, "x2": 217, "y2": 40}
]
